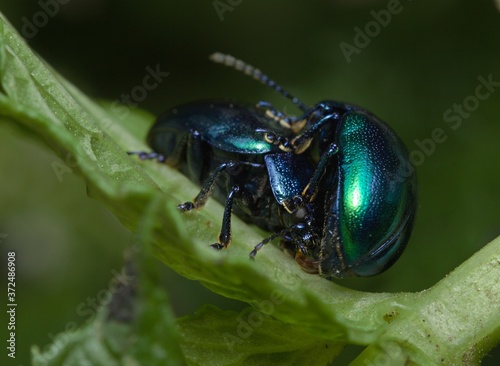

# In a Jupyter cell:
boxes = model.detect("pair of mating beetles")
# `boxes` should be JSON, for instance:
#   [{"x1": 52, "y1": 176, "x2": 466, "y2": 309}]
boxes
[{"x1": 130, "y1": 53, "x2": 417, "y2": 280}]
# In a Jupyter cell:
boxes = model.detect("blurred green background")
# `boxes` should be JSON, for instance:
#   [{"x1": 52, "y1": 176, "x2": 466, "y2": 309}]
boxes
[{"x1": 1, "y1": 0, "x2": 499, "y2": 364}]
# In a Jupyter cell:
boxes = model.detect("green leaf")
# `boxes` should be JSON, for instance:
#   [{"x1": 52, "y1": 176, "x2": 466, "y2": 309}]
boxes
[
  {"x1": 31, "y1": 244, "x2": 185, "y2": 366},
  {"x1": 177, "y1": 305, "x2": 343, "y2": 366},
  {"x1": 0, "y1": 10, "x2": 499, "y2": 365},
  {"x1": 349, "y1": 236, "x2": 500, "y2": 365}
]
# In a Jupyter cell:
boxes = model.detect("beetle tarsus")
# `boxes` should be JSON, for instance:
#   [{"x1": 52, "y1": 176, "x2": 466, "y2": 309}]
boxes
[
  {"x1": 210, "y1": 243, "x2": 225, "y2": 250},
  {"x1": 178, "y1": 202, "x2": 195, "y2": 212},
  {"x1": 249, "y1": 246, "x2": 261, "y2": 259},
  {"x1": 127, "y1": 151, "x2": 166, "y2": 162}
]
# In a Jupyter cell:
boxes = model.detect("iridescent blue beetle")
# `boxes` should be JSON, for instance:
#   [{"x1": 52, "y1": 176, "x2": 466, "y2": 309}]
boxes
[
  {"x1": 131, "y1": 53, "x2": 418, "y2": 279},
  {"x1": 130, "y1": 100, "x2": 315, "y2": 250}
]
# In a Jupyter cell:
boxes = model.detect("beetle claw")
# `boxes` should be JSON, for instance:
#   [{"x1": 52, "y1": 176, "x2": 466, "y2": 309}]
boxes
[
  {"x1": 210, "y1": 243, "x2": 225, "y2": 250},
  {"x1": 178, "y1": 202, "x2": 195, "y2": 212},
  {"x1": 250, "y1": 242, "x2": 264, "y2": 258}
]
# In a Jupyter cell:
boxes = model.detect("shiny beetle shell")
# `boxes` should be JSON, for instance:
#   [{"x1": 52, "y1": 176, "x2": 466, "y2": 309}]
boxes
[{"x1": 316, "y1": 110, "x2": 417, "y2": 278}]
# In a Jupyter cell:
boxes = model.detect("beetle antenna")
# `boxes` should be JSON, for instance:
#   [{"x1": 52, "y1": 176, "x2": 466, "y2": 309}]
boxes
[{"x1": 210, "y1": 52, "x2": 309, "y2": 112}]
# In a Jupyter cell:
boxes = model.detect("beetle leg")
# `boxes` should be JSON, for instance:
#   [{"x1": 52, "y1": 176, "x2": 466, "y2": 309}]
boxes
[
  {"x1": 178, "y1": 161, "x2": 240, "y2": 212},
  {"x1": 210, "y1": 185, "x2": 240, "y2": 250},
  {"x1": 129, "y1": 131, "x2": 191, "y2": 167},
  {"x1": 256, "y1": 101, "x2": 314, "y2": 134},
  {"x1": 127, "y1": 151, "x2": 166, "y2": 163},
  {"x1": 249, "y1": 224, "x2": 306, "y2": 258},
  {"x1": 256, "y1": 101, "x2": 298, "y2": 129},
  {"x1": 289, "y1": 112, "x2": 340, "y2": 154},
  {"x1": 282, "y1": 102, "x2": 334, "y2": 136},
  {"x1": 249, "y1": 229, "x2": 286, "y2": 258},
  {"x1": 302, "y1": 143, "x2": 339, "y2": 201},
  {"x1": 179, "y1": 160, "x2": 262, "y2": 212}
]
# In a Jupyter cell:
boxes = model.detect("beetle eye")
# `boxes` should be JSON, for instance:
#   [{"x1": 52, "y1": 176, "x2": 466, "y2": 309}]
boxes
[{"x1": 264, "y1": 132, "x2": 277, "y2": 144}]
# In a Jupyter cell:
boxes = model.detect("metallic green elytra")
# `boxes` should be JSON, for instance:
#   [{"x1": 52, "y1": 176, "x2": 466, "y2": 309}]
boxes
[{"x1": 317, "y1": 110, "x2": 418, "y2": 278}]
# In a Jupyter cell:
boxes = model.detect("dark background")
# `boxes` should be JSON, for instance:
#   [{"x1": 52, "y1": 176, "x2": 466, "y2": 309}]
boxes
[{"x1": 1, "y1": 0, "x2": 499, "y2": 364}]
